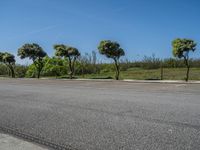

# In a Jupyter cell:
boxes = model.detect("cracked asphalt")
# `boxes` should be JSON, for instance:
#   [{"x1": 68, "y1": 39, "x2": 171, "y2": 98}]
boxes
[{"x1": 0, "y1": 79, "x2": 200, "y2": 150}]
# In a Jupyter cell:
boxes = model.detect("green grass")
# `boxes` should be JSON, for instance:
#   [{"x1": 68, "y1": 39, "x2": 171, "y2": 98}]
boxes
[
  {"x1": 1, "y1": 67, "x2": 200, "y2": 80},
  {"x1": 77, "y1": 67, "x2": 200, "y2": 80}
]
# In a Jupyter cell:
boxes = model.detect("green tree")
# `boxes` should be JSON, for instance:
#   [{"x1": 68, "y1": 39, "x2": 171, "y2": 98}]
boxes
[
  {"x1": 172, "y1": 38, "x2": 197, "y2": 81},
  {"x1": 98, "y1": 40, "x2": 125, "y2": 80},
  {"x1": 18, "y1": 43, "x2": 47, "y2": 78},
  {"x1": 0, "y1": 52, "x2": 16, "y2": 78},
  {"x1": 53, "y1": 44, "x2": 80, "y2": 79}
]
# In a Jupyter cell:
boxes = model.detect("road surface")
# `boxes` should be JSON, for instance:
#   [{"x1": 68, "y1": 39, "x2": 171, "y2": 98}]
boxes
[{"x1": 0, "y1": 79, "x2": 200, "y2": 150}]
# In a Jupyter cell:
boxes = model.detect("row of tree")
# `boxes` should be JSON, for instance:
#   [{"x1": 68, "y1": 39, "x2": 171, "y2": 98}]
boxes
[
  {"x1": 0, "y1": 38, "x2": 198, "y2": 81},
  {"x1": 16, "y1": 41, "x2": 124, "y2": 80}
]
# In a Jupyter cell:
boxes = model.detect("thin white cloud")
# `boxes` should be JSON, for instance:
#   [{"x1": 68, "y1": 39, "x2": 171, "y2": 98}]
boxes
[
  {"x1": 8, "y1": 25, "x2": 58, "y2": 40},
  {"x1": 23, "y1": 25, "x2": 58, "y2": 36}
]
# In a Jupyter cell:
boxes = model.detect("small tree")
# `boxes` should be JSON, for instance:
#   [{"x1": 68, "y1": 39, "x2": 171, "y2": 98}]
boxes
[
  {"x1": 53, "y1": 44, "x2": 80, "y2": 79},
  {"x1": 98, "y1": 40, "x2": 125, "y2": 80},
  {"x1": 18, "y1": 43, "x2": 47, "y2": 78},
  {"x1": 0, "y1": 52, "x2": 16, "y2": 78},
  {"x1": 172, "y1": 38, "x2": 197, "y2": 81}
]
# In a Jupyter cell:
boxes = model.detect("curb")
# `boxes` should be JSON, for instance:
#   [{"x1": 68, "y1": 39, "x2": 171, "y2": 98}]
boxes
[
  {"x1": 38, "y1": 78, "x2": 200, "y2": 84},
  {"x1": 1, "y1": 77, "x2": 200, "y2": 84},
  {"x1": 122, "y1": 79, "x2": 200, "y2": 84}
]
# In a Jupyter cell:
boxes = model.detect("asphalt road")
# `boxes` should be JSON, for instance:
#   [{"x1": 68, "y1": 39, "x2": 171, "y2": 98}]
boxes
[{"x1": 0, "y1": 79, "x2": 200, "y2": 150}]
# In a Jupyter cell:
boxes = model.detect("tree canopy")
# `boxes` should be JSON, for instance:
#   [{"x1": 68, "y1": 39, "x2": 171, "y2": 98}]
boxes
[
  {"x1": 18, "y1": 43, "x2": 47, "y2": 78},
  {"x1": 0, "y1": 52, "x2": 16, "y2": 77},
  {"x1": 2, "y1": 52, "x2": 16, "y2": 64},
  {"x1": 18, "y1": 43, "x2": 47, "y2": 61},
  {"x1": 172, "y1": 38, "x2": 196, "y2": 58},
  {"x1": 54, "y1": 45, "x2": 80, "y2": 58},
  {"x1": 98, "y1": 40, "x2": 125, "y2": 60},
  {"x1": 54, "y1": 44, "x2": 80, "y2": 79},
  {"x1": 98, "y1": 40, "x2": 125, "y2": 80},
  {"x1": 172, "y1": 38, "x2": 197, "y2": 81}
]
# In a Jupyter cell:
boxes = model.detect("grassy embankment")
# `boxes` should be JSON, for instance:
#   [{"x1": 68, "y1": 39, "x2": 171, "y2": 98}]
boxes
[
  {"x1": 75, "y1": 67, "x2": 200, "y2": 80},
  {"x1": 1, "y1": 67, "x2": 200, "y2": 80}
]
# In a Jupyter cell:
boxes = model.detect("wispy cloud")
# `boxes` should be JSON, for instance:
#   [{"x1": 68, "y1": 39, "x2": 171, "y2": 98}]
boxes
[
  {"x1": 8, "y1": 24, "x2": 58, "y2": 40},
  {"x1": 22, "y1": 25, "x2": 58, "y2": 36},
  {"x1": 7, "y1": 6, "x2": 128, "y2": 41}
]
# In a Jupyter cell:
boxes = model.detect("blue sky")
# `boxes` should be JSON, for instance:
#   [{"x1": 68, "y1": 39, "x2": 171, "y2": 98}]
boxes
[{"x1": 0, "y1": 0, "x2": 200, "y2": 64}]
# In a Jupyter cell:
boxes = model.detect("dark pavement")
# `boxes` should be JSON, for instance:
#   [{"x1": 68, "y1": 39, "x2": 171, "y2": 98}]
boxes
[{"x1": 0, "y1": 79, "x2": 200, "y2": 150}]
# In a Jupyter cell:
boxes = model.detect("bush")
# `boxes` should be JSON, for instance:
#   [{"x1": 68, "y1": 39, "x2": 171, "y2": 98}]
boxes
[
  {"x1": 26, "y1": 64, "x2": 37, "y2": 78},
  {"x1": 42, "y1": 57, "x2": 67, "y2": 77},
  {"x1": 0, "y1": 64, "x2": 7, "y2": 76},
  {"x1": 141, "y1": 54, "x2": 161, "y2": 69},
  {"x1": 15, "y1": 64, "x2": 28, "y2": 78}
]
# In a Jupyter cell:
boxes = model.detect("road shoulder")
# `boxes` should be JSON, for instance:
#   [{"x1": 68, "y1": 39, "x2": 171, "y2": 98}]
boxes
[{"x1": 0, "y1": 133, "x2": 49, "y2": 150}]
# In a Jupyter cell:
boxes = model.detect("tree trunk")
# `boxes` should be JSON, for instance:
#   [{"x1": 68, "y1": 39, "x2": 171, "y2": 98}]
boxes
[
  {"x1": 184, "y1": 56, "x2": 190, "y2": 82},
  {"x1": 68, "y1": 57, "x2": 73, "y2": 79},
  {"x1": 35, "y1": 63, "x2": 40, "y2": 79},
  {"x1": 8, "y1": 69, "x2": 11, "y2": 77},
  {"x1": 72, "y1": 57, "x2": 76, "y2": 78},
  {"x1": 114, "y1": 59, "x2": 120, "y2": 80},
  {"x1": 11, "y1": 67, "x2": 15, "y2": 78},
  {"x1": 7, "y1": 64, "x2": 15, "y2": 78},
  {"x1": 81, "y1": 64, "x2": 84, "y2": 78},
  {"x1": 6, "y1": 66, "x2": 11, "y2": 77},
  {"x1": 37, "y1": 68, "x2": 41, "y2": 79},
  {"x1": 160, "y1": 61, "x2": 163, "y2": 80},
  {"x1": 34, "y1": 59, "x2": 43, "y2": 79},
  {"x1": 186, "y1": 65, "x2": 190, "y2": 82}
]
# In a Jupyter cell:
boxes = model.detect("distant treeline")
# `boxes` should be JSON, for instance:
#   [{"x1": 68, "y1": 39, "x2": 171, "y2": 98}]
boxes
[
  {"x1": 1, "y1": 53, "x2": 200, "y2": 78},
  {"x1": 121, "y1": 55, "x2": 200, "y2": 69}
]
